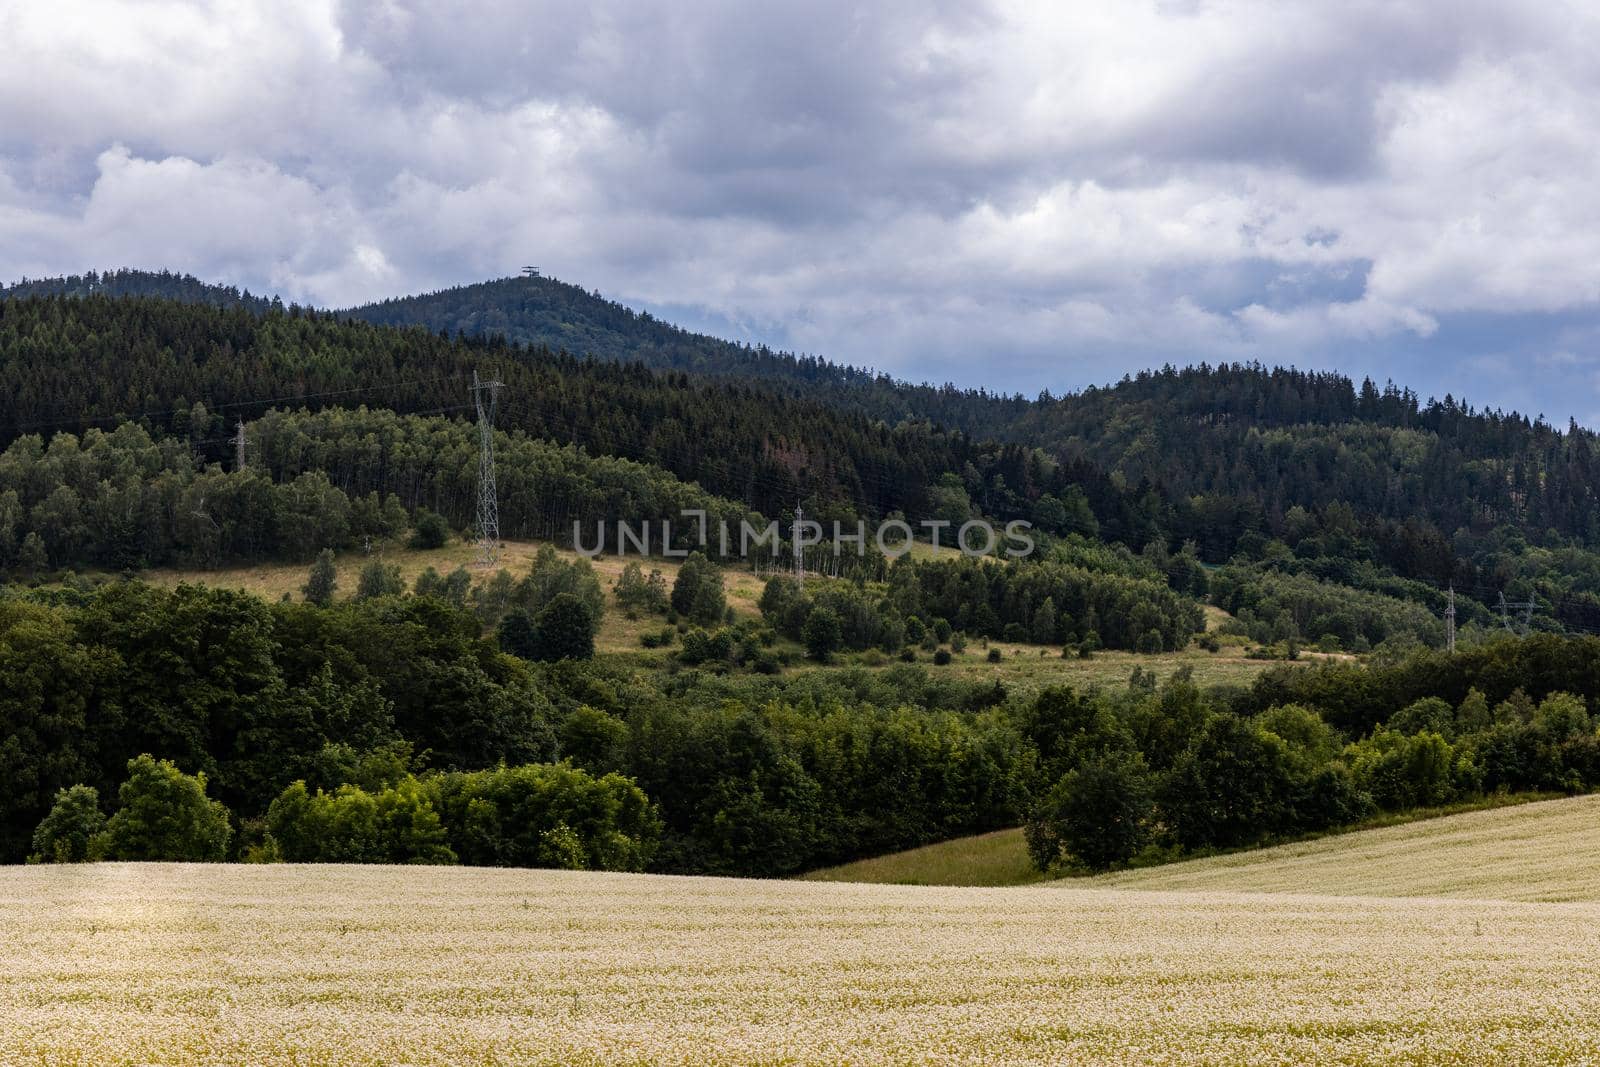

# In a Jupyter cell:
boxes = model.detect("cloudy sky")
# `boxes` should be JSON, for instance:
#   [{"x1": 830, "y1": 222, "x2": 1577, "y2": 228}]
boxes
[{"x1": 4, "y1": 1, "x2": 1600, "y2": 422}]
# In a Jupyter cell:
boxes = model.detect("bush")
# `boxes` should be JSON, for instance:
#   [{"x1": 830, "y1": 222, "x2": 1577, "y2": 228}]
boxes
[
  {"x1": 100, "y1": 755, "x2": 231, "y2": 862},
  {"x1": 1025, "y1": 752, "x2": 1154, "y2": 873},
  {"x1": 408, "y1": 509, "x2": 451, "y2": 550},
  {"x1": 266, "y1": 778, "x2": 455, "y2": 864},
  {"x1": 429, "y1": 763, "x2": 660, "y2": 871},
  {"x1": 496, "y1": 608, "x2": 538, "y2": 659},
  {"x1": 302, "y1": 549, "x2": 338, "y2": 606},
  {"x1": 933, "y1": 649, "x2": 952, "y2": 666},
  {"x1": 29, "y1": 785, "x2": 105, "y2": 863},
  {"x1": 355, "y1": 560, "x2": 405, "y2": 600},
  {"x1": 987, "y1": 647, "x2": 1003, "y2": 663}
]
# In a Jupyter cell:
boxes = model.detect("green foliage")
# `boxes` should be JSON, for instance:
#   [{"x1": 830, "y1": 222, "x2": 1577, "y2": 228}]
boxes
[
  {"x1": 302, "y1": 549, "x2": 338, "y2": 606},
  {"x1": 803, "y1": 606, "x2": 843, "y2": 661},
  {"x1": 266, "y1": 778, "x2": 455, "y2": 864},
  {"x1": 100, "y1": 755, "x2": 231, "y2": 862},
  {"x1": 671, "y1": 552, "x2": 726, "y2": 625},
  {"x1": 1025, "y1": 751, "x2": 1154, "y2": 872},
  {"x1": 428, "y1": 762, "x2": 659, "y2": 871},
  {"x1": 531, "y1": 593, "x2": 597, "y2": 661},
  {"x1": 355, "y1": 560, "x2": 404, "y2": 600},
  {"x1": 29, "y1": 784, "x2": 105, "y2": 863},
  {"x1": 495, "y1": 608, "x2": 538, "y2": 659},
  {"x1": 614, "y1": 561, "x2": 669, "y2": 613},
  {"x1": 408, "y1": 509, "x2": 451, "y2": 550}
]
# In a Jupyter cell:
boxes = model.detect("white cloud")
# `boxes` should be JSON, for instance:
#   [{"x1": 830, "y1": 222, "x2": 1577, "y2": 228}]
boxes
[{"x1": 3, "y1": 0, "x2": 1600, "y2": 410}]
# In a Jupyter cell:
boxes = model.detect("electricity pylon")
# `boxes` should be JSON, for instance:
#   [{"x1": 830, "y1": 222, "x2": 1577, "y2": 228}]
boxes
[
  {"x1": 1498, "y1": 591, "x2": 1535, "y2": 637},
  {"x1": 472, "y1": 369, "x2": 504, "y2": 566},
  {"x1": 1444, "y1": 585, "x2": 1456, "y2": 653}
]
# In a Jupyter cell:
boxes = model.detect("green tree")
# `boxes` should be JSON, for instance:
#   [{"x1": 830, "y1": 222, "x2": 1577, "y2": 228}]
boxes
[
  {"x1": 532, "y1": 593, "x2": 597, "y2": 661},
  {"x1": 1031, "y1": 596, "x2": 1058, "y2": 644},
  {"x1": 29, "y1": 785, "x2": 106, "y2": 863},
  {"x1": 496, "y1": 608, "x2": 538, "y2": 660},
  {"x1": 265, "y1": 778, "x2": 455, "y2": 864},
  {"x1": 355, "y1": 560, "x2": 404, "y2": 600},
  {"x1": 17, "y1": 531, "x2": 47, "y2": 579},
  {"x1": 408, "y1": 508, "x2": 450, "y2": 550},
  {"x1": 1025, "y1": 751, "x2": 1153, "y2": 873},
  {"x1": 302, "y1": 549, "x2": 338, "y2": 606},
  {"x1": 671, "y1": 552, "x2": 726, "y2": 624},
  {"x1": 803, "y1": 606, "x2": 843, "y2": 661},
  {"x1": 100, "y1": 755, "x2": 232, "y2": 862}
]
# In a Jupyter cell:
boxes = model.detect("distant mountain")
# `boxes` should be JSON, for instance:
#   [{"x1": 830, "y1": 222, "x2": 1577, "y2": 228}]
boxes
[{"x1": 339, "y1": 275, "x2": 1035, "y2": 429}]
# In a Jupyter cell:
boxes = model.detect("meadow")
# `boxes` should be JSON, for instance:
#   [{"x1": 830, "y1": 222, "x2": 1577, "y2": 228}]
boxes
[
  {"x1": 6, "y1": 859, "x2": 1600, "y2": 1065},
  {"x1": 139, "y1": 538, "x2": 1293, "y2": 690}
]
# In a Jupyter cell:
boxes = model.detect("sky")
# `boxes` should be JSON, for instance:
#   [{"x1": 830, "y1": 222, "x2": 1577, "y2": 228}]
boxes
[{"x1": 4, "y1": 1, "x2": 1600, "y2": 422}]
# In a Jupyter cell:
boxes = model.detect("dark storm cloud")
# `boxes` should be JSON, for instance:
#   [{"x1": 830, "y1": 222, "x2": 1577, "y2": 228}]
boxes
[{"x1": 3, "y1": 1, "x2": 1600, "y2": 421}]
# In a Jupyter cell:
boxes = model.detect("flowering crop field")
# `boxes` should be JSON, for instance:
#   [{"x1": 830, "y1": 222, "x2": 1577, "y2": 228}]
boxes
[
  {"x1": 6, "y1": 862, "x2": 1600, "y2": 1065},
  {"x1": 1093, "y1": 792, "x2": 1600, "y2": 901}
]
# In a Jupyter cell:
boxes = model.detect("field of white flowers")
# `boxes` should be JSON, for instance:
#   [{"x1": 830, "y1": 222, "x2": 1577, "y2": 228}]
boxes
[
  {"x1": 6, "y1": 861, "x2": 1600, "y2": 1065},
  {"x1": 1094, "y1": 793, "x2": 1600, "y2": 901}
]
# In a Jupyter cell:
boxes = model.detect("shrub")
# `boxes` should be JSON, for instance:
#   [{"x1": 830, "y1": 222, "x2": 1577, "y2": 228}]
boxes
[
  {"x1": 29, "y1": 785, "x2": 105, "y2": 863},
  {"x1": 355, "y1": 560, "x2": 405, "y2": 600},
  {"x1": 408, "y1": 508, "x2": 451, "y2": 550},
  {"x1": 671, "y1": 552, "x2": 726, "y2": 625},
  {"x1": 266, "y1": 778, "x2": 455, "y2": 864},
  {"x1": 933, "y1": 649, "x2": 952, "y2": 666},
  {"x1": 987, "y1": 647, "x2": 1003, "y2": 663},
  {"x1": 100, "y1": 755, "x2": 231, "y2": 862},
  {"x1": 429, "y1": 763, "x2": 660, "y2": 871}
]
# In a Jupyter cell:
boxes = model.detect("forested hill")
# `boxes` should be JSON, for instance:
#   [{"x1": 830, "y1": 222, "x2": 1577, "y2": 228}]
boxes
[
  {"x1": 7, "y1": 272, "x2": 1600, "y2": 564},
  {"x1": 0, "y1": 268, "x2": 279, "y2": 313},
  {"x1": 0, "y1": 292, "x2": 1088, "y2": 528}
]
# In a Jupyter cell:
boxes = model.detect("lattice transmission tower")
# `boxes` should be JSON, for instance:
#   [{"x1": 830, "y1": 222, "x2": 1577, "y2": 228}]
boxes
[
  {"x1": 1497, "y1": 591, "x2": 1535, "y2": 637},
  {"x1": 472, "y1": 369, "x2": 504, "y2": 566}
]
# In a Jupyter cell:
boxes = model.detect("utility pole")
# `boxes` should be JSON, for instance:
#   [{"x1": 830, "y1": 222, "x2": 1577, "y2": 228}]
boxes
[
  {"x1": 472, "y1": 369, "x2": 504, "y2": 566},
  {"x1": 233, "y1": 418, "x2": 247, "y2": 471},
  {"x1": 1444, "y1": 585, "x2": 1456, "y2": 653}
]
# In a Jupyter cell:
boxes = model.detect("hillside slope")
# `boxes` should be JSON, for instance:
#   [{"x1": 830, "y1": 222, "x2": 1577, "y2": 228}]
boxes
[
  {"x1": 1090, "y1": 793, "x2": 1600, "y2": 901},
  {"x1": 8, "y1": 862, "x2": 1600, "y2": 1064}
]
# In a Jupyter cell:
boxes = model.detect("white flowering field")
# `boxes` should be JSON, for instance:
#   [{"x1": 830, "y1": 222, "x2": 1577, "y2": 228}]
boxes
[
  {"x1": 1093, "y1": 793, "x2": 1600, "y2": 900},
  {"x1": 5, "y1": 860, "x2": 1600, "y2": 1065}
]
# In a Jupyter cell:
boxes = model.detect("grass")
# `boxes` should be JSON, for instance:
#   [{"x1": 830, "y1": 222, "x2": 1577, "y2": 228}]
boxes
[
  {"x1": 8, "y1": 862, "x2": 1600, "y2": 1063},
  {"x1": 801, "y1": 828, "x2": 1042, "y2": 887}
]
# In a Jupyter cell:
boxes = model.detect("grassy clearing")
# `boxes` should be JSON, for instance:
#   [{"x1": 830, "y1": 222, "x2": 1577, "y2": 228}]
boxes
[
  {"x1": 7, "y1": 862, "x2": 1600, "y2": 1064},
  {"x1": 801, "y1": 828, "x2": 1041, "y2": 887},
  {"x1": 140, "y1": 539, "x2": 773, "y2": 654},
  {"x1": 136, "y1": 539, "x2": 1299, "y2": 687}
]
